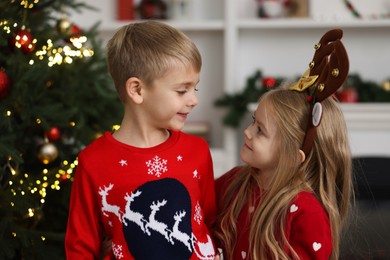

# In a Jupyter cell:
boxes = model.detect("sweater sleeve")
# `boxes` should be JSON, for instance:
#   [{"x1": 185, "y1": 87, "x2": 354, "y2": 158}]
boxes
[
  {"x1": 65, "y1": 158, "x2": 104, "y2": 259},
  {"x1": 287, "y1": 194, "x2": 332, "y2": 260}
]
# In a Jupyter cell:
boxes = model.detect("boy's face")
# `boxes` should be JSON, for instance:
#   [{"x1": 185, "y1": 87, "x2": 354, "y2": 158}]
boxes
[{"x1": 141, "y1": 63, "x2": 199, "y2": 132}]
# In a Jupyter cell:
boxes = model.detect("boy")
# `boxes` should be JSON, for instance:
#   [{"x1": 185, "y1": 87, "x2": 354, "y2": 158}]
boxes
[{"x1": 65, "y1": 21, "x2": 217, "y2": 260}]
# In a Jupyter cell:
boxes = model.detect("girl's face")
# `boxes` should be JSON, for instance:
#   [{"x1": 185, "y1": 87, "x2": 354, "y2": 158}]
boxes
[
  {"x1": 240, "y1": 100, "x2": 279, "y2": 181},
  {"x1": 142, "y1": 63, "x2": 199, "y2": 131}
]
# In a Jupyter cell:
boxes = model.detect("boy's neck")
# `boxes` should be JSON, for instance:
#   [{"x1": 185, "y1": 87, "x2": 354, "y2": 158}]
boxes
[{"x1": 112, "y1": 125, "x2": 170, "y2": 148}]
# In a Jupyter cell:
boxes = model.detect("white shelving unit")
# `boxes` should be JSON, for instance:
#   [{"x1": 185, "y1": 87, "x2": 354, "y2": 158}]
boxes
[{"x1": 70, "y1": 0, "x2": 390, "y2": 177}]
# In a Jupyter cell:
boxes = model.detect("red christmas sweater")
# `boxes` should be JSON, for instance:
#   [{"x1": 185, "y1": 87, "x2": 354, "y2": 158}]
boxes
[
  {"x1": 65, "y1": 131, "x2": 217, "y2": 260},
  {"x1": 215, "y1": 167, "x2": 332, "y2": 260}
]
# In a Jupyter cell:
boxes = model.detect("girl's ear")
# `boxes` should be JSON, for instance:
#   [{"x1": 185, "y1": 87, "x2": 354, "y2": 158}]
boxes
[
  {"x1": 298, "y1": 149, "x2": 306, "y2": 163},
  {"x1": 125, "y1": 77, "x2": 143, "y2": 104}
]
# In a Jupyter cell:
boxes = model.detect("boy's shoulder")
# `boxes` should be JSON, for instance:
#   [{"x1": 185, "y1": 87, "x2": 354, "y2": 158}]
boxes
[
  {"x1": 78, "y1": 132, "x2": 112, "y2": 160},
  {"x1": 171, "y1": 130, "x2": 210, "y2": 152},
  {"x1": 176, "y1": 130, "x2": 207, "y2": 144}
]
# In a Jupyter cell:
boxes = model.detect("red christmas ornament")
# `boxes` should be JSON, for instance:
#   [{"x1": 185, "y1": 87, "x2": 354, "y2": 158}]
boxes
[
  {"x1": 45, "y1": 127, "x2": 62, "y2": 142},
  {"x1": 10, "y1": 29, "x2": 36, "y2": 53},
  {"x1": 336, "y1": 88, "x2": 359, "y2": 103},
  {"x1": 262, "y1": 77, "x2": 276, "y2": 88},
  {"x1": 69, "y1": 24, "x2": 82, "y2": 36},
  {"x1": 65, "y1": 24, "x2": 83, "y2": 43},
  {"x1": 0, "y1": 69, "x2": 11, "y2": 98}
]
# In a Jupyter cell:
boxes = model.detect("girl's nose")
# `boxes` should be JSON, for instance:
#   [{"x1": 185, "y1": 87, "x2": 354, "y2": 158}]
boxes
[{"x1": 244, "y1": 125, "x2": 252, "y2": 140}]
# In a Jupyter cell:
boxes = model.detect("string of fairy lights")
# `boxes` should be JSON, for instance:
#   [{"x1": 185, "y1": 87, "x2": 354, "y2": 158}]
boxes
[
  {"x1": 1, "y1": 1, "x2": 94, "y2": 67},
  {"x1": 1, "y1": 0, "x2": 97, "y2": 241}
]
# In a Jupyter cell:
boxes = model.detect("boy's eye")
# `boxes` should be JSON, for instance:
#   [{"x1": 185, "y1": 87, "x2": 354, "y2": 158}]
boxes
[
  {"x1": 251, "y1": 114, "x2": 256, "y2": 124},
  {"x1": 177, "y1": 88, "x2": 198, "y2": 94}
]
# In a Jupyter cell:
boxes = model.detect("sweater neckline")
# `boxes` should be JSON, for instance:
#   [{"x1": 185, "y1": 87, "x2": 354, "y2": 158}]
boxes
[{"x1": 104, "y1": 130, "x2": 180, "y2": 153}]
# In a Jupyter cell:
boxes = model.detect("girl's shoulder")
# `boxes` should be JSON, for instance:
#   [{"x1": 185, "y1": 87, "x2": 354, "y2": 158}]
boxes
[
  {"x1": 215, "y1": 166, "x2": 243, "y2": 187},
  {"x1": 289, "y1": 191, "x2": 329, "y2": 219},
  {"x1": 214, "y1": 166, "x2": 244, "y2": 202}
]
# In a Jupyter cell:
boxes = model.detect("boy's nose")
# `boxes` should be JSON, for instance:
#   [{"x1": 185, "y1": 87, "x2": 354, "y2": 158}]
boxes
[{"x1": 188, "y1": 92, "x2": 198, "y2": 107}]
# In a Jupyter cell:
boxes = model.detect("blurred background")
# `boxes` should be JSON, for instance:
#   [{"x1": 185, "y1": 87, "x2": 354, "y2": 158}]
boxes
[{"x1": 1, "y1": 0, "x2": 389, "y2": 259}]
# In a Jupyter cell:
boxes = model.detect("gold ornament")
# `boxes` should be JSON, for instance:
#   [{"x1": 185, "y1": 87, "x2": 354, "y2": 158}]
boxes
[
  {"x1": 56, "y1": 17, "x2": 72, "y2": 34},
  {"x1": 382, "y1": 80, "x2": 390, "y2": 92},
  {"x1": 332, "y1": 68, "x2": 339, "y2": 77},
  {"x1": 38, "y1": 143, "x2": 58, "y2": 164}
]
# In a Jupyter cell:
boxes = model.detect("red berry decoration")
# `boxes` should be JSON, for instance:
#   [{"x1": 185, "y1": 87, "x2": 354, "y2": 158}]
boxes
[
  {"x1": 10, "y1": 29, "x2": 36, "y2": 53},
  {"x1": 262, "y1": 77, "x2": 276, "y2": 88},
  {"x1": 336, "y1": 88, "x2": 359, "y2": 103},
  {"x1": 0, "y1": 69, "x2": 11, "y2": 99},
  {"x1": 45, "y1": 127, "x2": 61, "y2": 142}
]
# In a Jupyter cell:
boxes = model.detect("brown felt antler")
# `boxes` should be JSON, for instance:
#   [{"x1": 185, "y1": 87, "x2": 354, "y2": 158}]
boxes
[{"x1": 289, "y1": 28, "x2": 349, "y2": 156}]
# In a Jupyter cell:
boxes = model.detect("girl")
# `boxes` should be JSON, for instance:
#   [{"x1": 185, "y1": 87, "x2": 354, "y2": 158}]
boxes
[{"x1": 213, "y1": 29, "x2": 354, "y2": 260}]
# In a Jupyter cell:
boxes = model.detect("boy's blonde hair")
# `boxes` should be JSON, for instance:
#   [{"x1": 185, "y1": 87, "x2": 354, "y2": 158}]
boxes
[
  {"x1": 106, "y1": 20, "x2": 202, "y2": 101},
  {"x1": 214, "y1": 88, "x2": 353, "y2": 260}
]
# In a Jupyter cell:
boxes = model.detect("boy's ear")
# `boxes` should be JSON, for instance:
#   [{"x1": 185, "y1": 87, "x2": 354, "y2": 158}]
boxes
[
  {"x1": 125, "y1": 77, "x2": 143, "y2": 104},
  {"x1": 298, "y1": 149, "x2": 306, "y2": 163}
]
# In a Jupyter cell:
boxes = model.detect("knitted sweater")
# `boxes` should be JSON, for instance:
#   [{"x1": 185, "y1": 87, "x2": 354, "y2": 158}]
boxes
[
  {"x1": 65, "y1": 131, "x2": 217, "y2": 259},
  {"x1": 215, "y1": 166, "x2": 332, "y2": 260}
]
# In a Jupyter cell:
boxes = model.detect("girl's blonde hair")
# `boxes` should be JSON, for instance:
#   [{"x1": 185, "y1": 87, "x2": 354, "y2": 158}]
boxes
[
  {"x1": 106, "y1": 20, "x2": 202, "y2": 101},
  {"x1": 214, "y1": 88, "x2": 353, "y2": 260}
]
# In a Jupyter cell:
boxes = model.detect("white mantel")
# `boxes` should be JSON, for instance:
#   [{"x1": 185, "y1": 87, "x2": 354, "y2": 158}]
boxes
[{"x1": 341, "y1": 103, "x2": 390, "y2": 157}]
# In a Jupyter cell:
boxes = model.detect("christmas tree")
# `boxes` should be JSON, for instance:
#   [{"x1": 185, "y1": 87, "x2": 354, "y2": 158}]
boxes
[{"x1": 0, "y1": 1, "x2": 122, "y2": 259}]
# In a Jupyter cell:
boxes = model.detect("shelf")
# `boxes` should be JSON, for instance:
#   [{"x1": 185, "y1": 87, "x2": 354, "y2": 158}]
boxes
[
  {"x1": 99, "y1": 18, "x2": 390, "y2": 33},
  {"x1": 237, "y1": 18, "x2": 390, "y2": 29},
  {"x1": 99, "y1": 19, "x2": 225, "y2": 33}
]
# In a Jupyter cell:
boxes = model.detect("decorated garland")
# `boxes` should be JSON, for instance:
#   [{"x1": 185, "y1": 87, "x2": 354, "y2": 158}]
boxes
[
  {"x1": 214, "y1": 70, "x2": 286, "y2": 127},
  {"x1": 214, "y1": 69, "x2": 390, "y2": 127},
  {"x1": 343, "y1": 0, "x2": 390, "y2": 19}
]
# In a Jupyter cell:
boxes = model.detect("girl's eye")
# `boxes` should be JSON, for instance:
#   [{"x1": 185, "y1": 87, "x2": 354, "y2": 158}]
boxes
[
  {"x1": 251, "y1": 115, "x2": 263, "y2": 135},
  {"x1": 177, "y1": 90, "x2": 187, "y2": 95},
  {"x1": 251, "y1": 115, "x2": 256, "y2": 125}
]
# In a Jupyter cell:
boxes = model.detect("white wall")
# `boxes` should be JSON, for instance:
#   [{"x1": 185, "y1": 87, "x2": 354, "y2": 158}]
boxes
[{"x1": 68, "y1": 1, "x2": 390, "y2": 168}]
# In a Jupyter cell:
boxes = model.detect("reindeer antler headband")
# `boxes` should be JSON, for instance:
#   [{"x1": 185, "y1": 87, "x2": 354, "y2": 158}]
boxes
[{"x1": 289, "y1": 29, "x2": 349, "y2": 156}]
